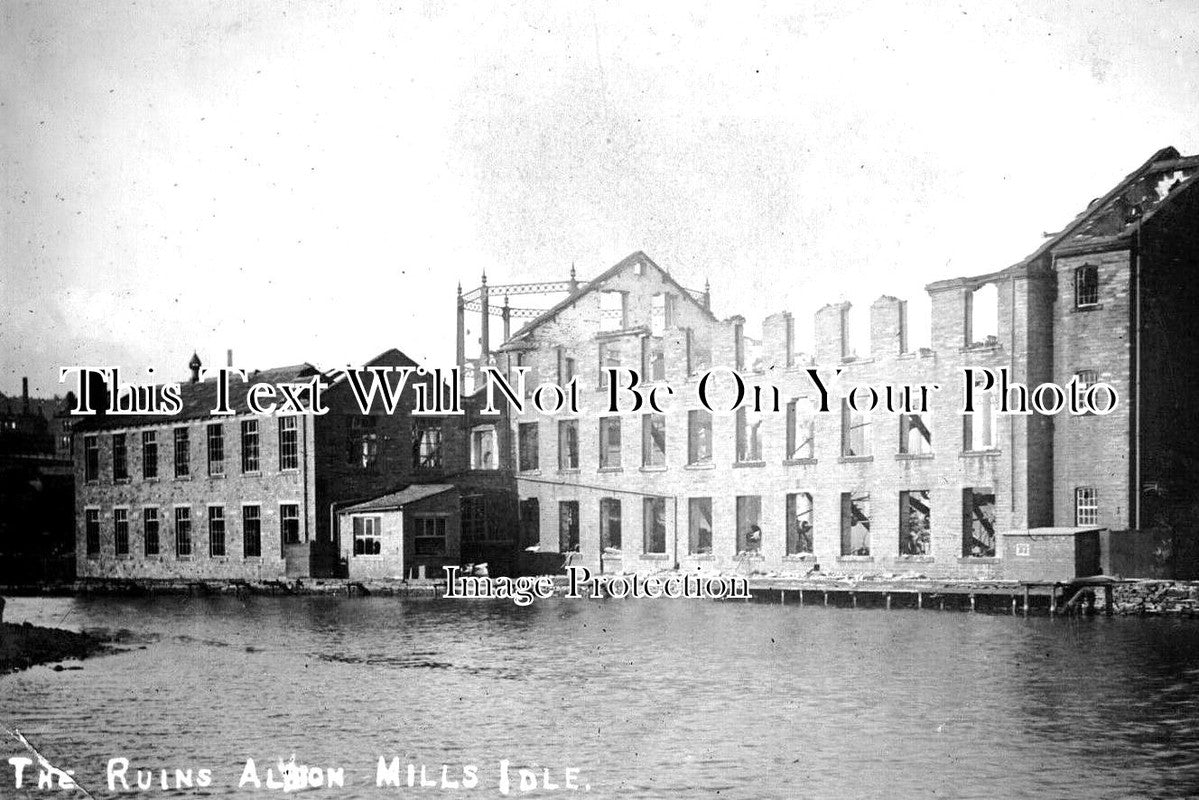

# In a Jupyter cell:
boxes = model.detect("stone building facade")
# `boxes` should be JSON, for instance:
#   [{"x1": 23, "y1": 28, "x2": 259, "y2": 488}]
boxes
[
  {"x1": 73, "y1": 348, "x2": 517, "y2": 581},
  {"x1": 476, "y1": 146, "x2": 1199, "y2": 578}
]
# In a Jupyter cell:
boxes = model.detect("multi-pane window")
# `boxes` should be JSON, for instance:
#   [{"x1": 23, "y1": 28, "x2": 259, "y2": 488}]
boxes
[
  {"x1": 840, "y1": 492, "x2": 871, "y2": 556},
  {"x1": 412, "y1": 422, "x2": 443, "y2": 469},
  {"x1": 736, "y1": 407, "x2": 762, "y2": 463},
  {"x1": 786, "y1": 399, "x2": 815, "y2": 460},
  {"x1": 688, "y1": 410, "x2": 712, "y2": 465},
  {"x1": 85, "y1": 509, "x2": 100, "y2": 556},
  {"x1": 599, "y1": 417, "x2": 621, "y2": 469},
  {"x1": 112, "y1": 434, "x2": 128, "y2": 481},
  {"x1": 786, "y1": 493, "x2": 814, "y2": 555},
  {"x1": 143, "y1": 508, "x2": 159, "y2": 556},
  {"x1": 84, "y1": 435, "x2": 99, "y2": 482},
  {"x1": 964, "y1": 385, "x2": 997, "y2": 451},
  {"x1": 689, "y1": 497, "x2": 713, "y2": 555},
  {"x1": 643, "y1": 497, "x2": 667, "y2": 554},
  {"x1": 899, "y1": 413, "x2": 933, "y2": 455},
  {"x1": 241, "y1": 420, "x2": 260, "y2": 473},
  {"x1": 279, "y1": 416, "x2": 299, "y2": 471},
  {"x1": 1075, "y1": 370, "x2": 1098, "y2": 416},
  {"x1": 470, "y1": 426, "x2": 498, "y2": 469},
  {"x1": 114, "y1": 508, "x2": 129, "y2": 556},
  {"x1": 642, "y1": 414, "x2": 666, "y2": 468},
  {"x1": 736, "y1": 495, "x2": 762, "y2": 554},
  {"x1": 207, "y1": 423, "x2": 225, "y2": 476},
  {"x1": 518, "y1": 422, "x2": 540, "y2": 472},
  {"x1": 352, "y1": 515, "x2": 381, "y2": 556},
  {"x1": 1075, "y1": 264, "x2": 1099, "y2": 308},
  {"x1": 174, "y1": 507, "x2": 192, "y2": 557},
  {"x1": 599, "y1": 498, "x2": 622, "y2": 550},
  {"x1": 414, "y1": 516, "x2": 448, "y2": 556},
  {"x1": 208, "y1": 506, "x2": 226, "y2": 557},
  {"x1": 346, "y1": 417, "x2": 378, "y2": 469},
  {"x1": 173, "y1": 427, "x2": 190, "y2": 478},
  {"x1": 243, "y1": 506, "x2": 262, "y2": 558},
  {"x1": 899, "y1": 490, "x2": 931, "y2": 555},
  {"x1": 962, "y1": 488, "x2": 996, "y2": 557},
  {"x1": 142, "y1": 431, "x2": 158, "y2": 479},
  {"x1": 841, "y1": 399, "x2": 871, "y2": 457},
  {"x1": 558, "y1": 420, "x2": 579, "y2": 470},
  {"x1": 1075, "y1": 487, "x2": 1099, "y2": 526},
  {"x1": 280, "y1": 504, "x2": 300, "y2": 546},
  {"x1": 559, "y1": 501, "x2": 580, "y2": 552}
]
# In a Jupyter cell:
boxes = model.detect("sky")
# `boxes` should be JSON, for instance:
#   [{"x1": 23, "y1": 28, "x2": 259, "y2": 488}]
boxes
[{"x1": 2, "y1": 0, "x2": 1198, "y2": 396}]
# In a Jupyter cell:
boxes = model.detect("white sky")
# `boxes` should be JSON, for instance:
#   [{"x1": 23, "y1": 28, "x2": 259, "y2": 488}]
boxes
[{"x1": 3, "y1": 0, "x2": 1198, "y2": 396}]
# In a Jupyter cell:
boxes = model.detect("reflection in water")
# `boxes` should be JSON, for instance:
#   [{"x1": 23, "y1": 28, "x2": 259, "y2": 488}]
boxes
[{"x1": 3, "y1": 596, "x2": 1199, "y2": 799}]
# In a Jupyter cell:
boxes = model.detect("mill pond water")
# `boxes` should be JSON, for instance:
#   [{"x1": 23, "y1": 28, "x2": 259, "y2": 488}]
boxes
[{"x1": 2, "y1": 595, "x2": 1199, "y2": 799}]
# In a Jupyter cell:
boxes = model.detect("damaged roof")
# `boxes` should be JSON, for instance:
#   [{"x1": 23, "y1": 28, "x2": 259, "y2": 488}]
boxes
[
  {"x1": 341, "y1": 484, "x2": 456, "y2": 513},
  {"x1": 502, "y1": 250, "x2": 715, "y2": 347}
]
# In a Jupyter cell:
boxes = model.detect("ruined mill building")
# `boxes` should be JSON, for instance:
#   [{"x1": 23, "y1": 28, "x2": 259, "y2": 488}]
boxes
[{"x1": 459, "y1": 146, "x2": 1199, "y2": 578}]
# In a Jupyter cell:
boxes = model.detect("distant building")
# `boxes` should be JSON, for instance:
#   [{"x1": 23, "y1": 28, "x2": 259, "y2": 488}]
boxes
[
  {"x1": 0, "y1": 378, "x2": 75, "y2": 582},
  {"x1": 72, "y1": 349, "x2": 517, "y2": 581},
  {"x1": 460, "y1": 146, "x2": 1199, "y2": 578}
]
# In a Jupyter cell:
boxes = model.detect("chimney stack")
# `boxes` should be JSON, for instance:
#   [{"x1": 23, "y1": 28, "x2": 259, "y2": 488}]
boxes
[
  {"x1": 22, "y1": 377, "x2": 29, "y2": 414},
  {"x1": 227, "y1": 349, "x2": 234, "y2": 368}
]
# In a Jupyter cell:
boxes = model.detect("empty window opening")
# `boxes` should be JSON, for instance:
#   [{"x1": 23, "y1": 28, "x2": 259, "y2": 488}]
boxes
[
  {"x1": 470, "y1": 425, "x2": 498, "y2": 469},
  {"x1": 600, "y1": 498, "x2": 622, "y2": 551},
  {"x1": 1075, "y1": 487, "x2": 1098, "y2": 526},
  {"x1": 599, "y1": 291, "x2": 627, "y2": 332},
  {"x1": 786, "y1": 493, "x2": 814, "y2": 555},
  {"x1": 599, "y1": 417, "x2": 622, "y2": 469},
  {"x1": 1075, "y1": 265, "x2": 1099, "y2": 308},
  {"x1": 966, "y1": 284, "x2": 999, "y2": 347},
  {"x1": 643, "y1": 497, "x2": 667, "y2": 554},
  {"x1": 352, "y1": 515, "x2": 382, "y2": 556},
  {"x1": 840, "y1": 492, "x2": 871, "y2": 556},
  {"x1": 736, "y1": 407, "x2": 763, "y2": 463},
  {"x1": 642, "y1": 413, "x2": 666, "y2": 467},
  {"x1": 899, "y1": 413, "x2": 932, "y2": 455},
  {"x1": 963, "y1": 383, "x2": 997, "y2": 451},
  {"x1": 688, "y1": 410, "x2": 713, "y2": 465},
  {"x1": 559, "y1": 501, "x2": 580, "y2": 553},
  {"x1": 650, "y1": 293, "x2": 676, "y2": 336},
  {"x1": 786, "y1": 399, "x2": 815, "y2": 460},
  {"x1": 643, "y1": 336, "x2": 666, "y2": 382},
  {"x1": 689, "y1": 497, "x2": 713, "y2": 555},
  {"x1": 518, "y1": 422, "x2": 540, "y2": 472},
  {"x1": 962, "y1": 488, "x2": 996, "y2": 557},
  {"x1": 841, "y1": 399, "x2": 871, "y2": 457},
  {"x1": 598, "y1": 339, "x2": 622, "y2": 389},
  {"x1": 899, "y1": 490, "x2": 931, "y2": 556},
  {"x1": 558, "y1": 419, "x2": 579, "y2": 470},
  {"x1": 687, "y1": 329, "x2": 713, "y2": 376},
  {"x1": 736, "y1": 495, "x2": 762, "y2": 554}
]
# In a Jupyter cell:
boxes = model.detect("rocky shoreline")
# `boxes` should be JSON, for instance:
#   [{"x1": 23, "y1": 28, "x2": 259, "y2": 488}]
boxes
[{"x1": 0, "y1": 621, "x2": 111, "y2": 674}]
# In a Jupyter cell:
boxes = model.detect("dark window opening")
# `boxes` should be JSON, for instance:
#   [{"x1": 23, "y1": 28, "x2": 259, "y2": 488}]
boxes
[
  {"x1": 962, "y1": 488, "x2": 996, "y2": 557},
  {"x1": 786, "y1": 493, "x2": 813, "y2": 555},
  {"x1": 899, "y1": 490, "x2": 931, "y2": 555},
  {"x1": 736, "y1": 495, "x2": 762, "y2": 554},
  {"x1": 840, "y1": 492, "x2": 871, "y2": 556},
  {"x1": 643, "y1": 496, "x2": 667, "y2": 554}
]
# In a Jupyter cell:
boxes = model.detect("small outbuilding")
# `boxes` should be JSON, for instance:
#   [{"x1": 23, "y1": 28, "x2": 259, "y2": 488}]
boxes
[
  {"x1": 1000, "y1": 527, "x2": 1103, "y2": 583},
  {"x1": 338, "y1": 484, "x2": 459, "y2": 580}
]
